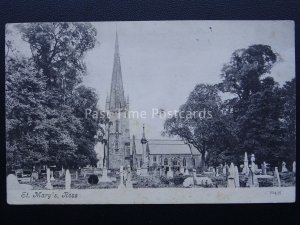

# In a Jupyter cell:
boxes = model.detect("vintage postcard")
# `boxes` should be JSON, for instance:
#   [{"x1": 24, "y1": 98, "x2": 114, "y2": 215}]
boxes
[{"x1": 6, "y1": 21, "x2": 295, "y2": 204}]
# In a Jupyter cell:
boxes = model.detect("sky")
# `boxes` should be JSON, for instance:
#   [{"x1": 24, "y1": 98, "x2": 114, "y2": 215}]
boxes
[
  {"x1": 82, "y1": 21, "x2": 295, "y2": 140},
  {"x1": 7, "y1": 21, "x2": 295, "y2": 140}
]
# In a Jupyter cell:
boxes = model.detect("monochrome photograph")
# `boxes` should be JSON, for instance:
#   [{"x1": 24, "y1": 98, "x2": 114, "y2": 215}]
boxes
[{"x1": 5, "y1": 21, "x2": 296, "y2": 204}]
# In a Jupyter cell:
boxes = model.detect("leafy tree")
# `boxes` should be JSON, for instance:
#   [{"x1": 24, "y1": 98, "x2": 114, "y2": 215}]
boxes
[
  {"x1": 279, "y1": 78, "x2": 296, "y2": 165},
  {"x1": 6, "y1": 22, "x2": 99, "y2": 172},
  {"x1": 220, "y1": 44, "x2": 278, "y2": 100},
  {"x1": 219, "y1": 44, "x2": 295, "y2": 166},
  {"x1": 18, "y1": 22, "x2": 97, "y2": 90},
  {"x1": 163, "y1": 84, "x2": 236, "y2": 170}
]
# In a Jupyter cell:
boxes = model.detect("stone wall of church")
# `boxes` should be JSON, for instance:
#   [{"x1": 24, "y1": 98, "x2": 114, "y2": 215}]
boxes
[
  {"x1": 148, "y1": 154, "x2": 201, "y2": 169},
  {"x1": 108, "y1": 111, "x2": 130, "y2": 169}
]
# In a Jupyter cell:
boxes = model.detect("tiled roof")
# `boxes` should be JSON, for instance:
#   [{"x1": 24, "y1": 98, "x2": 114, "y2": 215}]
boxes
[{"x1": 131, "y1": 139, "x2": 201, "y2": 155}]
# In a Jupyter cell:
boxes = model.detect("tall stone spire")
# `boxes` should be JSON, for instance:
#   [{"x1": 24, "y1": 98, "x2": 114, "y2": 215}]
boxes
[{"x1": 109, "y1": 30, "x2": 126, "y2": 111}]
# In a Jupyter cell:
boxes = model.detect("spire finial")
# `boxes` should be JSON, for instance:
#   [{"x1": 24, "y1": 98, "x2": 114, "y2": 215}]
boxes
[{"x1": 141, "y1": 124, "x2": 148, "y2": 144}]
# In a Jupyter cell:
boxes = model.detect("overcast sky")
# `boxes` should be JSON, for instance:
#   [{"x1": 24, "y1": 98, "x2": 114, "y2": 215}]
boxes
[
  {"x1": 7, "y1": 21, "x2": 295, "y2": 140},
  {"x1": 82, "y1": 21, "x2": 295, "y2": 139}
]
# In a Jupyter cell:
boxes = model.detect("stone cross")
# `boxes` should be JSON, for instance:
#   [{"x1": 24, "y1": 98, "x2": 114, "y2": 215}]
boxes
[
  {"x1": 45, "y1": 168, "x2": 53, "y2": 190},
  {"x1": 50, "y1": 170, "x2": 55, "y2": 181},
  {"x1": 275, "y1": 167, "x2": 281, "y2": 187},
  {"x1": 65, "y1": 169, "x2": 71, "y2": 190},
  {"x1": 281, "y1": 162, "x2": 288, "y2": 173}
]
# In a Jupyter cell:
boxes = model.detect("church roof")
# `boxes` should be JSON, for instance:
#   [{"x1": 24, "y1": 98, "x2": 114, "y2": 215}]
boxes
[
  {"x1": 109, "y1": 31, "x2": 126, "y2": 111},
  {"x1": 131, "y1": 139, "x2": 201, "y2": 156}
]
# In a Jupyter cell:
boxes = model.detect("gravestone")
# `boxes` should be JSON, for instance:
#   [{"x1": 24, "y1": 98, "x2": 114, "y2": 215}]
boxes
[
  {"x1": 227, "y1": 163, "x2": 235, "y2": 188},
  {"x1": 212, "y1": 168, "x2": 216, "y2": 176},
  {"x1": 216, "y1": 168, "x2": 219, "y2": 177},
  {"x1": 65, "y1": 169, "x2": 71, "y2": 190},
  {"x1": 45, "y1": 168, "x2": 53, "y2": 190},
  {"x1": 75, "y1": 171, "x2": 78, "y2": 180},
  {"x1": 61, "y1": 166, "x2": 65, "y2": 177},
  {"x1": 98, "y1": 167, "x2": 112, "y2": 183},
  {"x1": 234, "y1": 166, "x2": 240, "y2": 187},
  {"x1": 136, "y1": 168, "x2": 141, "y2": 176},
  {"x1": 242, "y1": 152, "x2": 249, "y2": 175},
  {"x1": 184, "y1": 167, "x2": 189, "y2": 176},
  {"x1": 222, "y1": 163, "x2": 227, "y2": 175},
  {"x1": 125, "y1": 171, "x2": 133, "y2": 188},
  {"x1": 250, "y1": 154, "x2": 256, "y2": 173},
  {"x1": 118, "y1": 166, "x2": 125, "y2": 189},
  {"x1": 293, "y1": 161, "x2": 296, "y2": 173},
  {"x1": 281, "y1": 162, "x2": 288, "y2": 173},
  {"x1": 183, "y1": 177, "x2": 194, "y2": 188},
  {"x1": 7, "y1": 174, "x2": 33, "y2": 190},
  {"x1": 262, "y1": 162, "x2": 267, "y2": 175},
  {"x1": 158, "y1": 168, "x2": 162, "y2": 177},
  {"x1": 274, "y1": 167, "x2": 281, "y2": 187},
  {"x1": 180, "y1": 167, "x2": 185, "y2": 174},
  {"x1": 50, "y1": 170, "x2": 55, "y2": 181},
  {"x1": 167, "y1": 166, "x2": 174, "y2": 178},
  {"x1": 32, "y1": 171, "x2": 39, "y2": 180}
]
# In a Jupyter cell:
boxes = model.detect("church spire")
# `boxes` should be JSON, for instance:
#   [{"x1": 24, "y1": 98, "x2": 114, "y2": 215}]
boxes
[
  {"x1": 141, "y1": 124, "x2": 148, "y2": 144},
  {"x1": 109, "y1": 30, "x2": 126, "y2": 111}
]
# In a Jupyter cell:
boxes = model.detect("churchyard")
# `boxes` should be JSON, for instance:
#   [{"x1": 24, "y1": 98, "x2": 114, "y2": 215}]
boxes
[{"x1": 7, "y1": 152, "x2": 295, "y2": 191}]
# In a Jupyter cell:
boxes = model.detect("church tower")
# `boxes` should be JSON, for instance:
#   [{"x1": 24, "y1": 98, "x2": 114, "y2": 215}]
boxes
[{"x1": 106, "y1": 31, "x2": 131, "y2": 169}]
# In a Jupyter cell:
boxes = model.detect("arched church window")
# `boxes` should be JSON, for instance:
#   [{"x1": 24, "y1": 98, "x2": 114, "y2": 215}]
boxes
[
  {"x1": 192, "y1": 158, "x2": 196, "y2": 167},
  {"x1": 183, "y1": 158, "x2": 186, "y2": 167},
  {"x1": 153, "y1": 156, "x2": 157, "y2": 162},
  {"x1": 173, "y1": 160, "x2": 177, "y2": 166},
  {"x1": 164, "y1": 158, "x2": 168, "y2": 166}
]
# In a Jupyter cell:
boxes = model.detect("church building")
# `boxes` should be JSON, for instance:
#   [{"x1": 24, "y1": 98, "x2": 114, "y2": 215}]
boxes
[{"x1": 104, "y1": 32, "x2": 202, "y2": 171}]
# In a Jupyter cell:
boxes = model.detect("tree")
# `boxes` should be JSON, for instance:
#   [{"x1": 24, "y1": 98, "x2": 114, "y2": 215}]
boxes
[
  {"x1": 18, "y1": 23, "x2": 97, "y2": 90},
  {"x1": 6, "y1": 57, "x2": 48, "y2": 170},
  {"x1": 219, "y1": 44, "x2": 295, "y2": 166},
  {"x1": 163, "y1": 84, "x2": 235, "y2": 170},
  {"x1": 220, "y1": 45, "x2": 278, "y2": 100},
  {"x1": 6, "y1": 23, "x2": 99, "y2": 172},
  {"x1": 279, "y1": 78, "x2": 296, "y2": 165}
]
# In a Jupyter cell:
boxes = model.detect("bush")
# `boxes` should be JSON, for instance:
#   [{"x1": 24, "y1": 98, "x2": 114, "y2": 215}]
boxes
[
  {"x1": 173, "y1": 175, "x2": 185, "y2": 185},
  {"x1": 160, "y1": 176, "x2": 170, "y2": 185},
  {"x1": 88, "y1": 174, "x2": 99, "y2": 185}
]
